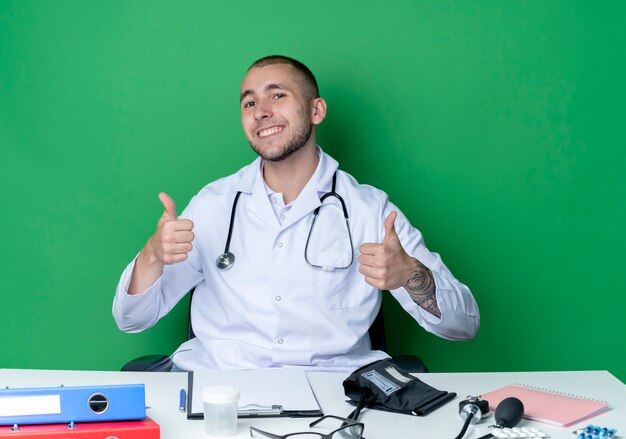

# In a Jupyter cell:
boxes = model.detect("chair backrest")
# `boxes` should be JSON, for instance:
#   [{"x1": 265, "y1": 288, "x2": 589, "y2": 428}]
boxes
[
  {"x1": 187, "y1": 289, "x2": 196, "y2": 340},
  {"x1": 185, "y1": 288, "x2": 388, "y2": 351},
  {"x1": 368, "y1": 307, "x2": 387, "y2": 352}
]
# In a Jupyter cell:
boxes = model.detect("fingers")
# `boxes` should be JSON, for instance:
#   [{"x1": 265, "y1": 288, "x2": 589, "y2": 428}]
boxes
[
  {"x1": 358, "y1": 246, "x2": 388, "y2": 290},
  {"x1": 152, "y1": 192, "x2": 195, "y2": 265},
  {"x1": 360, "y1": 211, "x2": 399, "y2": 254},
  {"x1": 173, "y1": 230, "x2": 194, "y2": 242},
  {"x1": 162, "y1": 252, "x2": 190, "y2": 265},
  {"x1": 158, "y1": 192, "x2": 177, "y2": 219},
  {"x1": 159, "y1": 227, "x2": 194, "y2": 247},
  {"x1": 160, "y1": 230, "x2": 195, "y2": 245},
  {"x1": 166, "y1": 218, "x2": 194, "y2": 232},
  {"x1": 154, "y1": 228, "x2": 194, "y2": 265},
  {"x1": 358, "y1": 211, "x2": 410, "y2": 290},
  {"x1": 359, "y1": 263, "x2": 386, "y2": 279},
  {"x1": 162, "y1": 241, "x2": 194, "y2": 255},
  {"x1": 383, "y1": 211, "x2": 398, "y2": 242},
  {"x1": 358, "y1": 252, "x2": 380, "y2": 268},
  {"x1": 358, "y1": 242, "x2": 379, "y2": 255},
  {"x1": 360, "y1": 261, "x2": 387, "y2": 290}
]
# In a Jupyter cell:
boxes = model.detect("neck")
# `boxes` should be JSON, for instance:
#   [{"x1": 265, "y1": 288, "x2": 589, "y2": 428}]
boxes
[{"x1": 263, "y1": 143, "x2": 319, "y2": 204}]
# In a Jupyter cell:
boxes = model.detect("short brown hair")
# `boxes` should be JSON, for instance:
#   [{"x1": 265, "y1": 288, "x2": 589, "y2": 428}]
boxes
[{"x1": 248, "y1": 55, "x2": 319, "y2": 102}]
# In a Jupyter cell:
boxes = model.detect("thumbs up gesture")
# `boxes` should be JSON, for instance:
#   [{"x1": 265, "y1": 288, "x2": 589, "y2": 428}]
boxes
[
  {"x1": 127, "y1": 193, "x2": 195, "y2": 295},
  {"x1": 358, "y1": 211, "x2": 415, "y2": 290},
  {"x1": 146, "y1": 192, "x2": 195, "y2": 265}
]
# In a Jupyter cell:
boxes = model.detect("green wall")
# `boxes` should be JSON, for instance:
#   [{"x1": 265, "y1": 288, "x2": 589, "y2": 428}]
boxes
[{"x1": 1, "y1": 1, "x2": 624, "y2": 381}]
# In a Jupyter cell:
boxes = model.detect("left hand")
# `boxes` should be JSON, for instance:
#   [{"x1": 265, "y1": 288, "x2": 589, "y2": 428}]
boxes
[{"x1": 358, "y1": 211, "x2": 415, "y2": 290}]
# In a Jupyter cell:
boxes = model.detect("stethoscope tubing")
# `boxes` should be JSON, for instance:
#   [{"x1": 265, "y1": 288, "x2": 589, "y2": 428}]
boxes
[
  {"x1": 216, "y1": 172, "x2": 353, "y2": 271},
  {"x1": 304, "y1": 190, "x2": 354, "y2": 271},
  {"x1": 224, "y1": 191, "x2": 242, "y2": 254}
]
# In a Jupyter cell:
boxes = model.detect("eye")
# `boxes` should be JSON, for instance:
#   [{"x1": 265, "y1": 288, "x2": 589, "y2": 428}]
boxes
[
  {"x1": 273, "y1": 93, "x2": 286, "y2": 100},
  {"x1": 243, "y1": 101, "x2": 256, "y2": 109}
]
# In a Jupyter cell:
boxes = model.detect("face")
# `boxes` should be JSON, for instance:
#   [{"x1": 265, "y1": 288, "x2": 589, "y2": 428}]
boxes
[{"x1": 240, "y1": 63, "x2": 318, "y2": 162}]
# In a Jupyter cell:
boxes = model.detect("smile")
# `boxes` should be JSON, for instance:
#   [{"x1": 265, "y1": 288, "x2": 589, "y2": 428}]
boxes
[{"x1": 258, "y1": 126, "x2": 284, "y2": 138}]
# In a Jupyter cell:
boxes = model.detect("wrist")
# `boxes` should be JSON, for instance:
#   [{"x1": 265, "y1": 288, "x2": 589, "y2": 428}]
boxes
[
  {"x1": 128, "y1": 240, "x2": 164, "y2": 296},
  {"x1": 140, "y1": 237, "x2": 160, "y2": 267},
  {"x1": 403, "y1": 257, "x2": 420, "y2": 286},
  {"x1": 403, "y1": 258, "x2": 435, "y2": 292}
]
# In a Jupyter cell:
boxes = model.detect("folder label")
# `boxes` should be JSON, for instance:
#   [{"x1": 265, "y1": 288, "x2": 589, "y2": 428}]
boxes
[
  {"x1": 0, "y1": 384, "x2": 145, "y2": 425},
  {"x1": 0, "y1": 395, "x2": 61, "y2": 417}
]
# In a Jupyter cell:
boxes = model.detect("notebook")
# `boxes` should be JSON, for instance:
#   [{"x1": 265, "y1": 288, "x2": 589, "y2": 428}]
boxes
[{"x1": 481, "y1": 383, "x2": 609, "y2": 428}]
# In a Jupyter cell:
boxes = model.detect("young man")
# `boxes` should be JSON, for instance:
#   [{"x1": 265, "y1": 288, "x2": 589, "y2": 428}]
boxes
[{"x1": 113, "y1": 55, "x2": 479, "y2": 371}]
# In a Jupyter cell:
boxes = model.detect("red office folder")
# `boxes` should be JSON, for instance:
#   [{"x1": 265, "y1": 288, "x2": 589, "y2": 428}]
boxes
[{"x1": 0, "y1": 417, "x2": 159, "y2": 438}]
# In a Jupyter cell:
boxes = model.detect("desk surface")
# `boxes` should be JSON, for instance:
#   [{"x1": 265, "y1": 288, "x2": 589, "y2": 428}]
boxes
[{"x1": 1, "y1": 369, "x2": 624, "y2": 439}]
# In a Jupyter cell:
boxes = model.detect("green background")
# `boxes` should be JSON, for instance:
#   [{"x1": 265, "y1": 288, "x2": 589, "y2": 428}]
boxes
[{"x1": 1, "y1": 1, "x2": 625, "y2": 381}]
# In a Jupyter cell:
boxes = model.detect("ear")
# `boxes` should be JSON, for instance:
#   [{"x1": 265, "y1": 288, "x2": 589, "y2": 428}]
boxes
[{"x1": 310, "y1": 97, "x2": 327, "y2": 125}]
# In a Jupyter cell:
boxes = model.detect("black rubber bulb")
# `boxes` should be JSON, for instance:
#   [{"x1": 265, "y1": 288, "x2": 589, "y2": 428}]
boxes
[{"x1": 494, "y1": 397, "x2": 525, "y2": 428}]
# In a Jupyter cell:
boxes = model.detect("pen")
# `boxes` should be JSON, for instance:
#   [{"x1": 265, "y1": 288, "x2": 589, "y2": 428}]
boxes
[
  {"x1": 238, "y1": 404, "x2": 283, "y2": 417},
  {"x1": 179, "y1": 388, "x2": 186, "y2": 412}
]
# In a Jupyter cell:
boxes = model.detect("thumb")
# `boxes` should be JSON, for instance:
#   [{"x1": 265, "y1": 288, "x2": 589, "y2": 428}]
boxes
[
  {"x1": 158, "y1": 192, "x2": 177, "y2": 219},
  {"x1": 383, "y1": 211, "x2": 399, "y2": 243}
]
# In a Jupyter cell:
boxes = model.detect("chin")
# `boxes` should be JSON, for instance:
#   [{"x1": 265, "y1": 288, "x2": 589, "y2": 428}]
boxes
[
  {"x1": 249, "y1": 142, "x2": 281, "y2": 160},
  {"x1": 249, "y1": 124, "x2": 311, "y2": 162}
]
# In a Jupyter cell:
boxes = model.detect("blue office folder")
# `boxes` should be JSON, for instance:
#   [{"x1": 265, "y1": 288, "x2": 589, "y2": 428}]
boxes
[{"x1": 0, "y1": 384, "x2": 145, "y2": 426}]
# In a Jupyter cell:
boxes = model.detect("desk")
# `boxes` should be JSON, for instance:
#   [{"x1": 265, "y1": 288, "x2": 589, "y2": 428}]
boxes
[{"x1": 1, "y1": 369, "x2": 624, "y2": 439}]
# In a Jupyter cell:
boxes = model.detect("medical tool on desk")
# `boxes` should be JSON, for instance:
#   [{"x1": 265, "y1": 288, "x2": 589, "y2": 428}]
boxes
[
  {"x1": 475, "y1": 397, "x2": 525, "y2": 439},
  {"x1": 455, "y1": 396, "x2": 538, "y2": 439},
  {"x1": 216, "y1": 172, "x2": 354, "y2": 271},
  {"x1": 455, "y1": 396, "x2": 490, "y2": 439},
  {"x1": 343, "y1": 358, "x2": 455, "y2": 420}
]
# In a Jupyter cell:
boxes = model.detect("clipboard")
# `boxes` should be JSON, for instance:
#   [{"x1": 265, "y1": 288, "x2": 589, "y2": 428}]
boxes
[{"x1": 187, "y1": 369, "x2": 323, "y2": 419}]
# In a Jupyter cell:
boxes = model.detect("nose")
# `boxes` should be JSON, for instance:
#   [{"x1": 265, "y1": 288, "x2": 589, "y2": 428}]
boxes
[{"x1": 254, "y1": 100, "x2": 272, "y2": 120}]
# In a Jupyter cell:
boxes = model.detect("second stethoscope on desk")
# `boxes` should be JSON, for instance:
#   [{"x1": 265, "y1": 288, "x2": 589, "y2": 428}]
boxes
[{"x1": 215, "y1": 172, "x2": 354, "y2": 272}]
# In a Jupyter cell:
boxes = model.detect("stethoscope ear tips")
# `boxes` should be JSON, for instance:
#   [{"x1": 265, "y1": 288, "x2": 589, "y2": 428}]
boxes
[{"x1": 216, "y1": 252, "x2": 235, "y2": 270}]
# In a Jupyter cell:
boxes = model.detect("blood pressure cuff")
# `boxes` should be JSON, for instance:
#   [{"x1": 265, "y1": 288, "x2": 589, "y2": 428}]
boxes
[{"x1": 343, "y1": 358, "x2": 456, "y2": 417}]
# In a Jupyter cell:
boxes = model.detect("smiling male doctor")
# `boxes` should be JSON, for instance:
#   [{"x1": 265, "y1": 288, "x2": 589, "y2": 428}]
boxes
[{"x1": 113, "y1": 55, "x2": 480, "y2": 371}]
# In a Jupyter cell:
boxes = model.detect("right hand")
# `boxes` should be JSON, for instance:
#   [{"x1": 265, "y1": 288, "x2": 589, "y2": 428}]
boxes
[{"x1": 146, "y1": 192, "x2": 195, "y2": 265}]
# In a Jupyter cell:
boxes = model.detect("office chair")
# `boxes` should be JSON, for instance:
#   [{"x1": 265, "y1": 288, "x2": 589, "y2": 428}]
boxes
[{"x1": 121, "y1": 289, "x2": 428, "y2": 373}]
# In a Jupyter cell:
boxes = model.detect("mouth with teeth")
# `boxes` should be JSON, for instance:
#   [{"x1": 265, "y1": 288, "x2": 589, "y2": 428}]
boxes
[{"x1": 257, "y1": 125, "x2": 285, "y2": 138}]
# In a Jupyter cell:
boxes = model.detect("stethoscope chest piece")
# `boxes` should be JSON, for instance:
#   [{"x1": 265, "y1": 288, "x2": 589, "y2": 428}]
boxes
[
  {"x1": 216, "y1": 252, "x2": 235, "y2": 270},
  {"x1": 216, "y1": 191, "x2": 242, "y2": 270}
]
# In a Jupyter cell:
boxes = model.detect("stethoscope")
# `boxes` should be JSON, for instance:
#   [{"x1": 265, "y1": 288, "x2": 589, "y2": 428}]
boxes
[{"x1": 216, "y1": 172, "x2": 354, "y2": 271}]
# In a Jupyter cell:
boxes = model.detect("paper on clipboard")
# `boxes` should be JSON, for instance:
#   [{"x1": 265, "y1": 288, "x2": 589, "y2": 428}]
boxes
[{"x1": 187, "y1": 369, "x2": 322, "y2": 418}]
